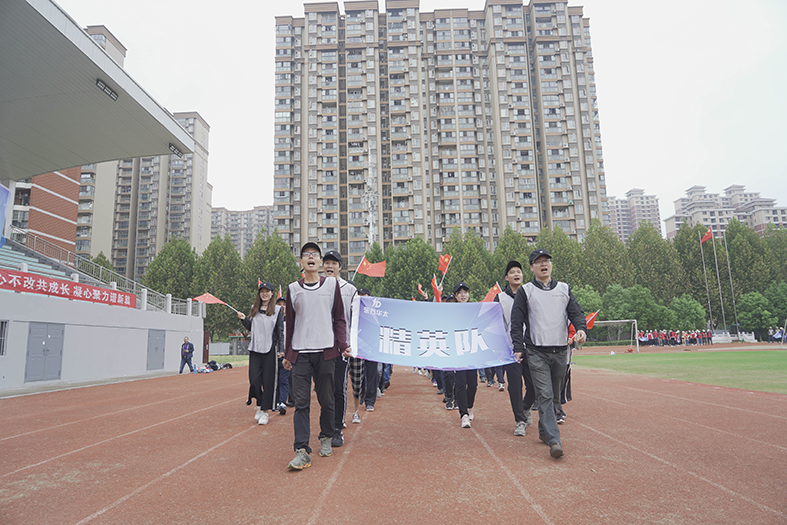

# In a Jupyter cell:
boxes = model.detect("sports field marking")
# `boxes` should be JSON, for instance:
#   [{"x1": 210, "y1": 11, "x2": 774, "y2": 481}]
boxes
[
  {"x1": 0, "y1": 397, "x2": 240, "y2": 479},
  {"x1": 305, "y1": 424, "x2": 361, "y2": 525},
  {"x1": 624, "y1": 386, "x2": 787, "y2": 421},
  {"x1": 471, "y1": 428, "x2": 555, "y2": 525},
  {"x1": 575, "y1": 421, "x2": 785, "y2": 519},
  {"x1": 0, "y1": 385, "x2": 231, "y2": 443},
  {"x1": 580, "y1": 392, "x2": 787, "y2": 452},
  {"x1": 73, "y1": 424, "x2": 257, "y2": 525}
]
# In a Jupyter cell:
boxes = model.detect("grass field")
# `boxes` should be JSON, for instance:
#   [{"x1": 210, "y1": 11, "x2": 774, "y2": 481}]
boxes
[
  {"x1": 572, "y1": 350, "x2": 787, "y2": 394},
  {"x1": 207, "y1": 354, "x2": 249, "y2": 367}
]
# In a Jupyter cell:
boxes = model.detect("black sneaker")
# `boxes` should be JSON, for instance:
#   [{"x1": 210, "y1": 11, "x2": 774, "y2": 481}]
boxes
[
  {"x1": 445, "y1": 400, "x2": 454, "y2": 410},
  {"x1": 331, "y1": 432, "x2": 344, "y2": 447},
  {"x1": 437, "y1": 388, "x2": 444, "y2": 395},
  {"x1": 278, "y1": 403, "x2": 287, "y2": 416},
  {"x1": 531, "y1": 401, "x2": 539, "y2": 412}
]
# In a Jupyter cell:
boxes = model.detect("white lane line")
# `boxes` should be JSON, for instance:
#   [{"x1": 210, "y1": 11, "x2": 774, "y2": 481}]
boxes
[
  {"x1": 73, "y1": 425, "x2": 257, "y2": 525},
  {"x1": 1, "y1": 397, "x2": 239, "y2": 479},
  {"x1": 575, "y1": 421, "x2": 785, "y2": 519},
  {"x1": 623, "y1": 386, "x2": 787, "y2": 420},
  {"x1": 305, "y1": 425, "x2": 360, "y2": 525},
  {"x1": 0, "y1": 386, "x2": 229, "y2": 442},
  {"x1": 580, "y1": 392, "x2": 787, "y2": 451},
  {"x1": 472, "y1": 429, "x2": 554, "y2": 525}
]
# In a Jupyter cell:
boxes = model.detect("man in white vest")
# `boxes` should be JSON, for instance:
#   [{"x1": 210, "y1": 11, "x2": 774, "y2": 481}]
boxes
[{"x1": 510, "y1": 249, "x2": 586, "y2": 459}]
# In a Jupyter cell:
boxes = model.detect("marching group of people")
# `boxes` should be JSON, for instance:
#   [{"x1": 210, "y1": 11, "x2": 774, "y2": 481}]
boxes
[
  {"x1": 638, "y1": 329, "x2": 715, "y2": 347},
  {"x1": 238, "y1": 241, "x2": 587, "y2": 470}
]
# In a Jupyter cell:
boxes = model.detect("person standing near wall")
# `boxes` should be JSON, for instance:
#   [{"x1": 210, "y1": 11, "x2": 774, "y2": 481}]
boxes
[
  {"x1": 179, "y1": 337, "x2": 194, "y2": 374},
  {"x1": 238, "y1": 282, "x2": 284, "y2": 425}
]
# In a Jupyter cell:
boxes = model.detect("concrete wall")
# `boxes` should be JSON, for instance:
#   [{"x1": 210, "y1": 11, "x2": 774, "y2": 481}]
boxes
[{"x1": 0, "y1": 291, "x2": 203, "y2": 391}]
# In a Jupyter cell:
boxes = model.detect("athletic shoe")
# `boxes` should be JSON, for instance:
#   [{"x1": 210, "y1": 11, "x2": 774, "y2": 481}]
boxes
[
  {"x1": 245, "y1": 398, "x2": 252, "y2": 406},
  {"x1": 442, "y1": 396, "x2": 449, "y2": 403},
  {"x1": 433, "y1": 380, "x2": 438, "y2": 387},
  {"x1": 467, "y1": 408, "x2": 474, "y2": 421},
  {"x1": 514, "y1": 421, "x2": 527, "y2": 436},
  {"x1": 287, "y1": 449, "x2": 311, "y2": 470},
  {"x1": 550, "y1": 443, "x2": 564, "y2": 458},
  {"x1": 437, "y1": 388, "x2": 444, "y2": 395},
  {"x1": 418, "y1": 369, "x2": 423, "y2": 375},
  {"x1": 254, "y1": 407, "x2": 262, "y2": 421},
  {"x1": 461, "y1": 414, "x2": 471, "y2": 428},
  {"x1": 445, "y1": 400, "x2": 454, "y2": 410},
  {"x1": 286, "y1": 401, "x2": 295, "y2": 408},
  {"x1": 526, "y1": 412, "x2": 533, "y2": 426},
  {"x1": 258, "y1": 411, "x2": 269, "y2": 425},
  {"x1": 319, "y1": 437, "x2": 333, "y2": 457},
  {"x1": 498, "y1": 383, "x2": 505, "y2": 392},
  {"x1": 487, "y1": 381, "x2": 494, "y2": 387},
  {"x1": 556, "y1": 414, "x2": 565, "y2": 424},
  {"x1": 376, "y1": 388, "x2": 382, "y2": 398},
  {"x1": 331, "y1": 432, "x2": 344, "y2": 448},
  {"x1": 342, "y1": 421, "x2": 347, "y2": 428},
  {"x1": 384, "y1": 381, "x2": 391, "y2": 390},
  {"x1": 531, "y1": 401, "x2": 539, "y2": 412},
  {"x1": 412, "y1": 368, "x2": 417, "y2": 373},
  {"x1": 278, "y1": 403, "x2": 287, "y2": 416},
  {"x1": 366, "y1": 404, "x2": 375, "y2": 412},
  {"x1": 352, "y1": 411, "x2": 361, "y2": 424}
]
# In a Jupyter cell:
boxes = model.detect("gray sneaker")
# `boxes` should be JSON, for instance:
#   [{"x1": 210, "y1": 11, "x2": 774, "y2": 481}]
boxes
[
  {"x1": 526, "y1": 411, "x2": 533, "y2": 426},
  {"x1": 514, "y1": 421, "x2": 527, "y2": 436},
  {"x1": 319, "y1": 436, "x2": 333, "y2": 457},
  {"x1": 287, "y1": 449, "x2": 311, "y2": 470}
]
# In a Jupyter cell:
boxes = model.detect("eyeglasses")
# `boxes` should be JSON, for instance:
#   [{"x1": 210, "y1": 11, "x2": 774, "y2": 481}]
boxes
[
  {"x1": 532, "y1": 258, "x2": 551, "y2": 265},
  {"x1": 302, "y1": 252, "x2": 320, "y2": 259}
]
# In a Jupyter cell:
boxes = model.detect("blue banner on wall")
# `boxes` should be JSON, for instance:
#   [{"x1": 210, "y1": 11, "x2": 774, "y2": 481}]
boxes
[{"x1": 350, "y1": 296, "x2": 515, "y2": 370}]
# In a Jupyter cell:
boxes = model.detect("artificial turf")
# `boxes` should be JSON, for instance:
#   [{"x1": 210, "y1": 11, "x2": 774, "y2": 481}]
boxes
[{"x1": 572, "y1": 350, "x2": 787, "y2": 394}]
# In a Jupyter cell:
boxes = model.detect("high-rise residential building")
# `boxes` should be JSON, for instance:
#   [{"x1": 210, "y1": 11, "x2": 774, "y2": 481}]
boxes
[
  {"x1": 110, "y1": 112, "x2": 212, "y2": 280},
  {"x1": 607, "y1": 188, "x2": 661, "y2": 243},
  {"x1": 211, "y1": 205, "x2": 275, "y2": 257},
  {"x1": 664, "y1": 185, "x2": 787, "y2": 239},
  {"x1": 273, "y1": 0, "x2": 608, "y2": 271}
]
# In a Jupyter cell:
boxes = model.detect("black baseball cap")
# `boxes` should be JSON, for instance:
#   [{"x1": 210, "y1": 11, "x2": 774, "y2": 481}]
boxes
[
  {"x1": 258, "y1": 281, "x2": 274, "y2": 292},
  {"x1": 300, "y1": 242, "x2": 321, "y2": 257},
  {"x1": 444, "y1": 294, "x2": 456, "y2": 302},
  {"x1": 358, "y1": 287, "x2": 371, "y2": 296},
  {"x1": 323, "y1": 250, "x2": 343, "y2": 266},
  {"x1": 504, "y1": 260, "x2": 522, "y2": 278},
  {"x1": 275, "y1": 296, "x2": 286, "y2": 304},
  {"x1": 453, "y1": 282, "x2": 470, "y2": 293},
  {"x1": 529, "y1": 249, "x2": 552, "y2": 265}
]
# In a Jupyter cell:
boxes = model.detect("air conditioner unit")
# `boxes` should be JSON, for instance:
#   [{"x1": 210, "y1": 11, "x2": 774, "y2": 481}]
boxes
[{"x1": 318, "y1": 208, "x2": 323, "y2": 213}]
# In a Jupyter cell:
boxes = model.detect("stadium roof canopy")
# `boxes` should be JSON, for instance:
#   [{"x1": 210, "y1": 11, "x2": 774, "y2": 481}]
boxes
[{"x1": 0, "y1": 0, "x2": 194, "y2": 182}]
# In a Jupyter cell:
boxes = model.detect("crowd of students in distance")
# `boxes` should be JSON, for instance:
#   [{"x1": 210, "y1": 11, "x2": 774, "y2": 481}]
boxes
[
  {"x1": 638, "y1": 329, "x2": 714, "y2": 347},
  {"x1": 238, "y1": 242, "x2": 585, "y2": 470}
]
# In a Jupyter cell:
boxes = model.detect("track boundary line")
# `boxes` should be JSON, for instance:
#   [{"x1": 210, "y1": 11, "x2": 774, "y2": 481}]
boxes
[
  {"x1": 72, "y1": 425, "x2": 257, "y2": 525},
  {"x1": 472, "y1": 428, "x2": 554, "y2": 525},
  {"x1": 575, "y1": 421, "x2": 785, "y2": 518},
  {"x1": 1, "y1": 397, "x2": 240, "y2": 479},
  {"x1": 623, "y1": 386, "x2": 787, "y2": 420},
  {"x1": 0, "y1": 385, "x2": 231, "y2": 443}
]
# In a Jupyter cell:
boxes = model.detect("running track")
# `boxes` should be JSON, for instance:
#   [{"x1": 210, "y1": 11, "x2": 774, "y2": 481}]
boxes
[{"x1": 1, "y1": 354, "x2": 785, "y2": 524}]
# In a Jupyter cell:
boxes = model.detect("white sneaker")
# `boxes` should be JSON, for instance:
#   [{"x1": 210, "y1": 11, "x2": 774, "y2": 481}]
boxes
[
  {"x1": 467, "y1": 408, "x2": 474, "y2": 421},
  {"x1": 461, "y1": 414, "x2": 471, "y2": 428},
  {"x1": 498, "y1": 383, "x2": 505, "y2": 392},
  {"x1": 258, "y1": 411, "x2": 269, "y2": 425},
  {"x1": 254, "y1": 407, "x2": 262, "y2": 421},
  {"x1": 352, "y1": 411, "x2": 361, "y2": 424}
]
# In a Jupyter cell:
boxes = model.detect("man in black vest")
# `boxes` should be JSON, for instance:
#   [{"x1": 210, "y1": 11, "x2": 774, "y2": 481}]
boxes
[{"x1": 510, "y1": 249, "x2": 586, "y2": 459}]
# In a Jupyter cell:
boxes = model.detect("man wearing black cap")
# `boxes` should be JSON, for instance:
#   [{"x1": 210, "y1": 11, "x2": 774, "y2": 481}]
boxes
[
  {"x1": 495, "y1": 260, "x2": 535, "y2": 437},
  {"x1": 322, "y1": 250, "x2": 357, "y2": 447},
  {"x1": 510, "y1": 249, "x2": 586, "y2": 459},
  {"x1": 283, "y1": 242, "x2": 352, "y2": 470}
]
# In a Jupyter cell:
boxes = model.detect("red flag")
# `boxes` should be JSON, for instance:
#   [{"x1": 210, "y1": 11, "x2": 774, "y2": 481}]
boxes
[
  {"x1": 482, "y1": 283, "x2": 503, "y2": 302},
  {"x1": 357, "y1": 256, "x2": 386, "y2": 277},
  {"x1": 418, "y1": 283, "x2": 429, "y2": 300},
  {"x1": 431, "y1": 274, "x2": 442, "y2": 303},
  {"x1": 412, "y1": 297, "x2": 416, "y2": 301},
  {"x1": 277, "y1": 285, "x2": 282, "y2": 299},
  {"x1": 700, "y1": 227, "x2": 713, "y2": 244},
  {"x1": 258, "y1": 278, "x2": 262, "y2": 287},
  {"x1": 438, "y1": 254, "x2": 452, "y2": 275},
  {"x1": 569, "y1": 310, "x2": 600, "y2": 340},
  {"x1": 193, "y1": 292, "x2": 226, "y2": 305}
]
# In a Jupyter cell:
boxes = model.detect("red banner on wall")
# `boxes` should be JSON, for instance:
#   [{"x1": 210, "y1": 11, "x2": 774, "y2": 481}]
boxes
[{"x1": 0, "y1": 268, "x2": 136, "y2": 308}]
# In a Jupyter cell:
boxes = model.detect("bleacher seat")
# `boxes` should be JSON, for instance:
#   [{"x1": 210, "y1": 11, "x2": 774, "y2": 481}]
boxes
[{"x1": 0, "y1": 245, "x2": 71, "y2": 280}]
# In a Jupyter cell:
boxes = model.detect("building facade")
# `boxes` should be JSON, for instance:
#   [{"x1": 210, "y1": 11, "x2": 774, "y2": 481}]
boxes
[
  {"x1": 273, "y1": 0, "x2": 608, "y2": 268},
  {"x1": 211, "y1": 205, "x2": 275, "y2": 257},
  {"x1": 608, "y1": 188, "x2": 661, "y2": 243},
  {"x1": 664, "y1": 185, "x2": 787, "y2": 239}
]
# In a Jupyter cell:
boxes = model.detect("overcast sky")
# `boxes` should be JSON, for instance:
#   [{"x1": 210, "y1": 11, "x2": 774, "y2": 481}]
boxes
[{"x1": 57, "y1": 0, "x2": 787, "y2": 228}]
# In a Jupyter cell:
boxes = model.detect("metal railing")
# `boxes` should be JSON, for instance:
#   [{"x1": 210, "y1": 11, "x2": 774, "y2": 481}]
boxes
[{"x1": 10, "y1": 227, "x2": 199, "y2": 316}]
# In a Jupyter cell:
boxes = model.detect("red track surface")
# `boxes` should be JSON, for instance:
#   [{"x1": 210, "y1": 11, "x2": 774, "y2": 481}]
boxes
[{"x1": 2, "y1": 349, "x2": 785, "y2": 525}]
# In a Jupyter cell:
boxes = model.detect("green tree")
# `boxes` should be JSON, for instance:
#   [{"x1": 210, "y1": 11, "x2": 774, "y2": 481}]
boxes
[
  {"x1": 440, "y1": 228, "x2": 466, "y2": 289},
  {"x1": 737, "y1": 291, "x2": 778, "y2": 339},
  {"x1": 353, "y1": 241, "x2": 387, "y2": 297},
  {"x1": 601, "y1": 284, "x2": 629, "y2": 321},
  {"x1": 625, "y1": 285, "x2": 661, "y2": 329},
  {"x1": 92, "y1": 251, "x2": 114, "y2": 273},
  {"x1": 457, "y1": 229, "x2": 496, "y2": 301},
  {"x1": 581, "y1": 219, "x2": 632, "y2": 293},
  {"x1": 379, "y1": 237, "x2": 438, "y2": 301},
  {"x1": 673, "y1": 222, "x2": 724, "y2": 329},
  {"x1": 243, "y1": 229, "x2": 301, "y2": 309},
  {"x1": 142, "y1": 237, "x2": 197, "y2": 298},
  {"x1": 573, "y1": 284, "x2": 602, "y2": 315},
  {"x1": 763, "y1": 281, "x2": 787, "y2": 327},
  {"x1": 535, "y1": 226, "x2": 583, "y2": 286},
  {"x1": 626, "y1": 221, "x2": 687, "y2": 305},
  {"x1": 669, "y1": 294, "x2": 707, "y2": 330},
  {"x1": 763, "y1": 225, "x2": 787, "y2": 283},
  {"x1": 494, "y1": 225, "x2": 531, "y2": 271},
  {"x1": 191, "y1": 235, "x2": 246, "y2": 341}
]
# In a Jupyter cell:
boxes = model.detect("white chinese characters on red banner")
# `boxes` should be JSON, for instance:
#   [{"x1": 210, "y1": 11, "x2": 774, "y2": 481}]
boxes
[{"x1": 0, "y1": 268, "x2": 136, "y2": 308}]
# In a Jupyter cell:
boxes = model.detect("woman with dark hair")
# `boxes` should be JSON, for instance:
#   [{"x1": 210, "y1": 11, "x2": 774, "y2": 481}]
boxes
[{"x1": 238, "y1": 282, "x2": 284, "y2": 425}]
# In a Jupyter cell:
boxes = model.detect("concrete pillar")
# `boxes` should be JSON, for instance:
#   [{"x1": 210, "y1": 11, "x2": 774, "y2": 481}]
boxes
[
  {"x1": 71, "y1": 273, "x2": 79, "y2": 282},
  {"x1": 19, "y1": 263, "x2": 28, "y2": 273},
  {"x1": 109, "y1": 282, "x2": 117, "y2": 290},
  {"x1": 166, "y1": 293, "x2": 172, "y2": 314},
  {"x1": 140, "y1": 288, "x2": 148, "y2": 311},
  {"x1": 186, "y1": 298, "x2": 193, "y2": 316}
]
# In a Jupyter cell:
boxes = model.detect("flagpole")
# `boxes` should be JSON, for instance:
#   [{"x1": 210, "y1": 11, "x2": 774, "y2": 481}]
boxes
[
  {"x1": 710, "y1": 231, "x2": 727, "y2": 332},
  {"x1": 722, "y1": 230, "x2": 739, "y2": 334},
  {"x1": 351, "y1": 256, "x2": 365, "y2": 281},
  {"x1": 699, "y1": 230, "x2": 714, "y2": 331},
  {"x1": 438, "y1": 256, "x2": 452, "y2": 287}
]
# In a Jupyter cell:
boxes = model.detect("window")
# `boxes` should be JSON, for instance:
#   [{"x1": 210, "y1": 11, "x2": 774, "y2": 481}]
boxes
[{"x1": 0, "y1": 320, "x2": 7, "y2": 356}]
